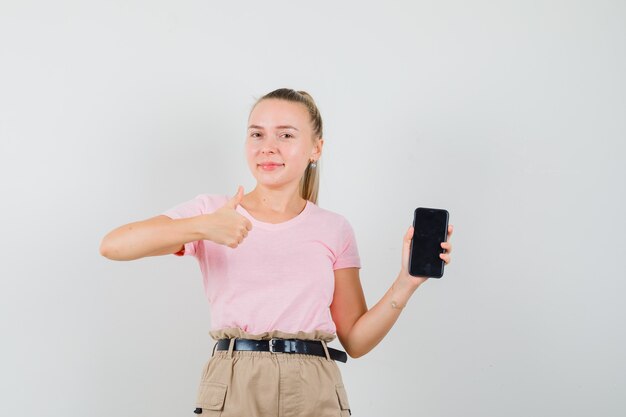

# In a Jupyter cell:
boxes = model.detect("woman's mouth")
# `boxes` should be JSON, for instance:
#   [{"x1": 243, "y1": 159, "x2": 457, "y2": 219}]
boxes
[{"x1": 258, "y1": 163, "x2": 284, "y2": 171}]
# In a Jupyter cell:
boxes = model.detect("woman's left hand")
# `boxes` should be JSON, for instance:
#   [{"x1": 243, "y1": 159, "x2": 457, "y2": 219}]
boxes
[{"x1": 400, "y1": 224, "x2": 454, "y2": 288}]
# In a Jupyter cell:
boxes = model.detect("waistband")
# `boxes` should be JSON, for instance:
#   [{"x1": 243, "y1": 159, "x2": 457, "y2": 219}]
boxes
[{"x1": 214, "y1": 338, "x2": 348, "y2": 363}]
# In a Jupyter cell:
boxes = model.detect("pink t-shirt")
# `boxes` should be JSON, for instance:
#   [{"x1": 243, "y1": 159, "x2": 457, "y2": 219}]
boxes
[{"x1": 161, "y1": 194, "x2": 361, "y2": 336}]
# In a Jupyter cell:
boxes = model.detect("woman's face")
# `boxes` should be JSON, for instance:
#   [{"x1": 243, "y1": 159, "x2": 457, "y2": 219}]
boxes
[{"x1": 246, "y1": 98, "x2": 322, "y2": 189}]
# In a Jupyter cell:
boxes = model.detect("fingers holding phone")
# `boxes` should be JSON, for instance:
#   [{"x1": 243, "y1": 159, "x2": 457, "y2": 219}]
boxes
[{"x1": 439, "y1": 225, "x2": 454, "y2": 265}]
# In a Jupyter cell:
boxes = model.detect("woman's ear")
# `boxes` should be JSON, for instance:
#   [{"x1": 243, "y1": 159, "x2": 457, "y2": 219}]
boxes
[{"x1": 312, "y1": 137, "x2": 324, "y2": 159}]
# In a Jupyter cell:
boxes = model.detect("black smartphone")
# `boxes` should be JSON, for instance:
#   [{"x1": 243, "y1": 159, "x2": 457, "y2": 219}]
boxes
[{"x1": 408, "y1": 207, "x2": 449, "y2": 278}]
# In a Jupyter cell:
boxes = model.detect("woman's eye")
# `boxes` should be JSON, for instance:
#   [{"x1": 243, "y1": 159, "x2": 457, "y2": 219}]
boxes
[{"x1": 281, "y1": 133, "x2": 293, "y2": 139}]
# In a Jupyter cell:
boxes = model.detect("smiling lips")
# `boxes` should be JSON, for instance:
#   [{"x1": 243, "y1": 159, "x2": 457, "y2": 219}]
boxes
[{"x1": 258, "y1": 162, "x2": 284, "y2": 171}]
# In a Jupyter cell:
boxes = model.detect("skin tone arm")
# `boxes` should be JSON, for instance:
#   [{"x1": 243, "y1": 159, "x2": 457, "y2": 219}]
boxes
[
  {"x1": 100, "y1": 187, "x2": 252, "y2": 261},
  {"x1": 330, "y1": 225, "x2": 454, "y2": 359},
  {"x1": 100, "y1": 215, "x2": 206, "y2": 261}
]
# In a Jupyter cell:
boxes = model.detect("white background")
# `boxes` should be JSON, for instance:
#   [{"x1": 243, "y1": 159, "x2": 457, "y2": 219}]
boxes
[{"x1": 1, "y1": 1, "x2": 625, "y2": 416}]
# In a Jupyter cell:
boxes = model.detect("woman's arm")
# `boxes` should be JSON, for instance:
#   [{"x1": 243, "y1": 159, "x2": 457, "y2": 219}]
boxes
[
  {"x1": 330, "y1": 268, "x2": 419, "y2": 358},
  {"x1": 100, "y1": 187, "x2": 253, "y2": 261},
  {"x1": 330, "y1": 225, "x2": 453, "y2": 358},
  {"x1": 99, "y1": 215, "x2": 208, "y2": 261}
]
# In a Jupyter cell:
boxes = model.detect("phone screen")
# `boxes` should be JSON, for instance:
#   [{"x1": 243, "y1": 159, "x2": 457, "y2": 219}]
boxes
[{"x1": 409, "y1": 207, "x2": 449, "y2": 278}]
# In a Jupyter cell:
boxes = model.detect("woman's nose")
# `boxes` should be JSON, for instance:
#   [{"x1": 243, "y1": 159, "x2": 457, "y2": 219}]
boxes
[{"x1": 260, "y1": 137, "x2": 278, "y2": 153}]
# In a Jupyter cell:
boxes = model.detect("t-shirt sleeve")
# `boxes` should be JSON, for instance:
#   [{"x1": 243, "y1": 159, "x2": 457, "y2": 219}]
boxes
[
  {"x1": 161, "y1": 194, "x2": 212, "y2": 257},
  {"x1": 333, "y1": 217, "x2": 362, "y2": 270}
]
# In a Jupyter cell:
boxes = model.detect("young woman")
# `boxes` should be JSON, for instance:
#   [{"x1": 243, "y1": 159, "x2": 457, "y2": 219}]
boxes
[{"x1": 100, "y1": 88, "x2": 454, "y2": 417}]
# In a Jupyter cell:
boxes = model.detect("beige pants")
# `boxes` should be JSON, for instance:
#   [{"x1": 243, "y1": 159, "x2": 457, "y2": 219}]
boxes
[{"x1": 194, "y1": 328, "x2": 352, "y2": 417}]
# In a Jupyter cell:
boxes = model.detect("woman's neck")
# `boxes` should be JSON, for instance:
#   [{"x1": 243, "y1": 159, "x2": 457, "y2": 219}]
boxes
[{"x1": 243, "y1": 186, "x2": 306, "y2": 215}]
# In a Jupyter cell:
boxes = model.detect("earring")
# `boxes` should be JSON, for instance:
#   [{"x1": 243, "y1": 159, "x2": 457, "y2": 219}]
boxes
[{"x1": 310, "y1": 160, "x2": 317, "y2": 168}]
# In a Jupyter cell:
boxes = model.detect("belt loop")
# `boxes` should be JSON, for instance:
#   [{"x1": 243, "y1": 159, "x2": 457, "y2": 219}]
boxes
[
  {"x1": 211, "y1": 341, "x2": 218, "y2": 357},
  {"x1": 227, "y1": 338, "x2": 236, "y2": 359},
  {"x1": 320, "y1": 340, "x2": 332, "y2": 361}
]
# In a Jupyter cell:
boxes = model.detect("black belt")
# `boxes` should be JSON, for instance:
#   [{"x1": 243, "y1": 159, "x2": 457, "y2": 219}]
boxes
[{"x1": 214, "y1": 338, "x2": 348, "y2": 363}]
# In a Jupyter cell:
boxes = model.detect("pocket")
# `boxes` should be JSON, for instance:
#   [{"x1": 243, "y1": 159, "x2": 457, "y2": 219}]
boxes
[
  {"x1": 335, "y1": 384, "x2": 352, "y2": 416},
  {"x1": 196, "y1": 381, "x2": 228, "y2": 413}
]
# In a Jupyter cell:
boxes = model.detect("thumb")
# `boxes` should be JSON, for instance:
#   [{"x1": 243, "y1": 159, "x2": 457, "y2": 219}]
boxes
[
  {"x1": 405, "y1": 225, "x2": 414, "y2": 245},
  {"x1": 226, "y1": 185, "x2": 244, "y2": 209},
  {"x1": 401, "y1": 225, "x2": 414, "y2": 272},
  {"x1": 403, "y1": 226, "x2": 414, "y2": 252}
]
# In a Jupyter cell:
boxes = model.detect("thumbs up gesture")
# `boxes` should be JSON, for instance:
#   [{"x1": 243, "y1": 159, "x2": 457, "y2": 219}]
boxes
[{"x1": 204, "y1": 185, "x2": 253, "y2": 248}]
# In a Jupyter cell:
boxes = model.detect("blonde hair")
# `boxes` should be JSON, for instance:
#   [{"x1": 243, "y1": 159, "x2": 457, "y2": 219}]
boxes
[{"x1": 250, "y1": 88, "x2": 323, "y2": 204}]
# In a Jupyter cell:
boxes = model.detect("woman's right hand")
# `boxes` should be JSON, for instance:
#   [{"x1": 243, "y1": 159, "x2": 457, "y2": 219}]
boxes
[{"x1": 201, "y1": 185, "x2": 253, "y2": 248}]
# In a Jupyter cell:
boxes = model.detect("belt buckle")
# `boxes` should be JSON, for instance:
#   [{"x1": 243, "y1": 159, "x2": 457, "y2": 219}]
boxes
[{"x1": 268, "y1": 338, "x2": 277, "y2": 353}]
